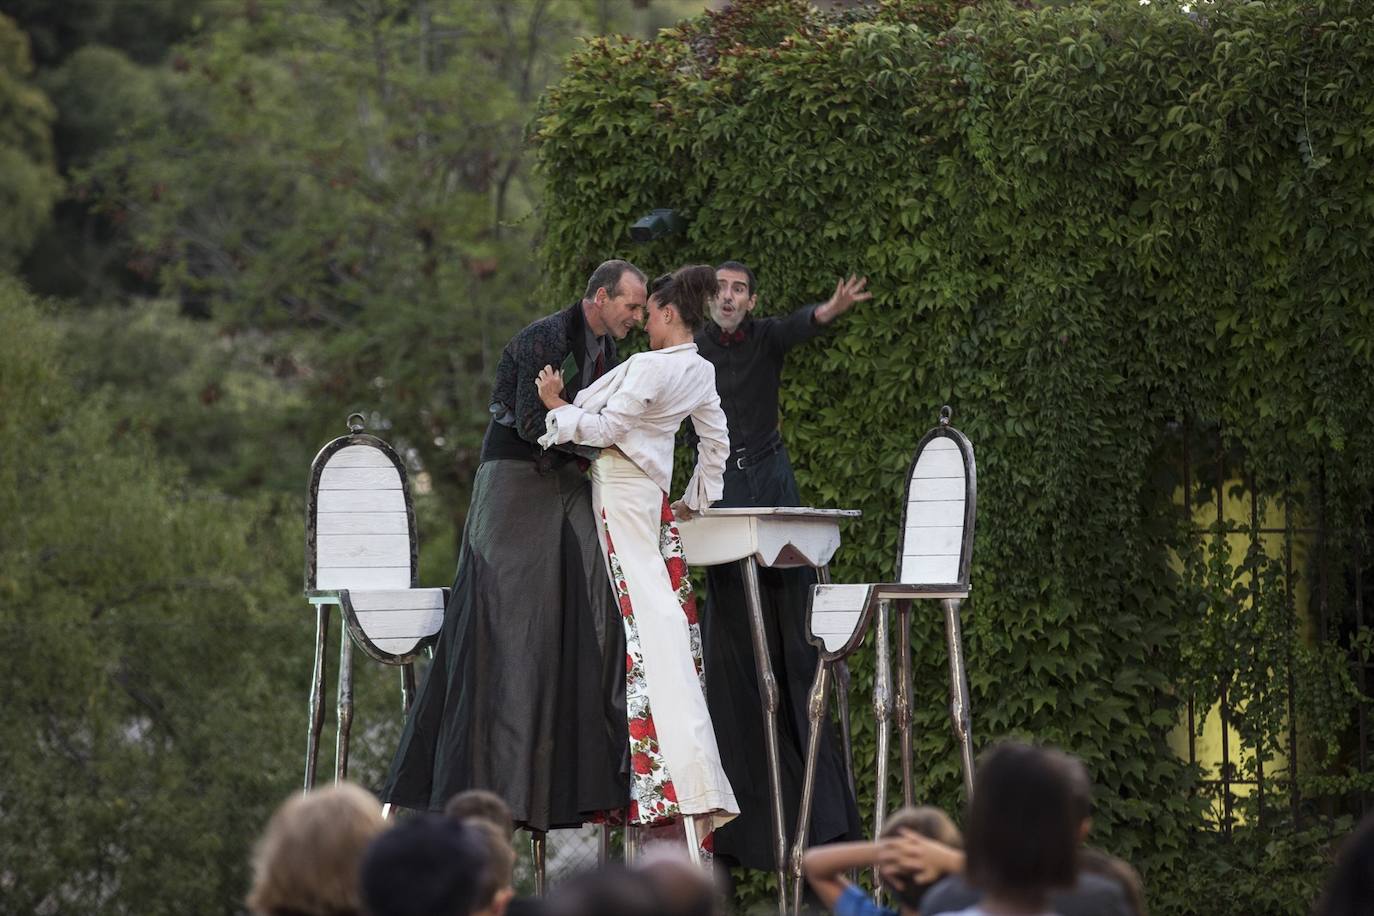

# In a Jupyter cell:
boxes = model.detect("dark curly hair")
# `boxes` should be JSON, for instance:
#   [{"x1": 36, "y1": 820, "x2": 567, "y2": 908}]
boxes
[{"x1": 652, "y1": 264, "x2": 716, "y2": 332}]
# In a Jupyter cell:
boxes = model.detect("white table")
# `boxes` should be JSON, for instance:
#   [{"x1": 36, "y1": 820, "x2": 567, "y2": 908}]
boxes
[{"x1": 677, "y1": 507, "x2": 861, "y2": 914}]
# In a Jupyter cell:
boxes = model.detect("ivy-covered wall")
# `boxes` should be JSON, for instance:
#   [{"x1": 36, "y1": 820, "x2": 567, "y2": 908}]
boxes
[{"x1": 533, "y1": 1, "x2": 1374, "y2": 911}]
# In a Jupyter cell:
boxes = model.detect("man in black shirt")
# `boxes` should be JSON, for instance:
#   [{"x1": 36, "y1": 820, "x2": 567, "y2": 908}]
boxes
[{"x1": 694, "y1": 261, "x2": 871, "y2": 875}]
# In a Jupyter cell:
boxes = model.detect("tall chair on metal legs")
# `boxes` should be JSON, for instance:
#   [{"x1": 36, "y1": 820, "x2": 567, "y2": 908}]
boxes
[
  {"x1": 788, "y1": 407, "x2": 977, "y2": 912},
  {"x1": 303, "y1": 414, "x2": 448, "y2": 788}
]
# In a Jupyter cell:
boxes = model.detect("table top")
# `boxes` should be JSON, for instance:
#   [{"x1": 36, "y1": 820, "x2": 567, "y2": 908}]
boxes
[{"x1": 693, "y1": 507, "x2": 863, "y2": 519}]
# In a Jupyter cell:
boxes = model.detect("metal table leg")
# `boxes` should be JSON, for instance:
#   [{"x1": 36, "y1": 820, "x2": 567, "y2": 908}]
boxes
[
  {"x1": 739, "y1": 557, "x2": 787, "y2": 916},
  {"x1": 941, "y1": 597, "x2": 975, "y2": 798},
  {"x1": 305, "y1": 602, "x2": 330, "y2": 790},
  {"x1": 896, "y1": 599, "x2": 914, "y2": 807},
  {"x1": 334, "y1": 622, "x2": 354, "y2": 783},
  {"x1": 790, "y1": 662, "x2": 832, "y2": 914}
]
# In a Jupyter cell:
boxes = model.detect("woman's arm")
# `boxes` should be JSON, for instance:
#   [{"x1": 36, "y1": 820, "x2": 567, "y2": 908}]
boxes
[
  {"x1": 537, "y1": 361, "x2": 652, "y2": 450},
  {"x1": 679, "y1": 390, "x2": 728, "y2": 514}
]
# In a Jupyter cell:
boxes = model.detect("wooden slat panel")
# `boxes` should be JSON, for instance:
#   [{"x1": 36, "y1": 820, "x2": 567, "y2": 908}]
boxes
[
  {"x1": 355, "y1": 608, "x2": 444, "y2": 640},
  {"x1": 900, "y1": 524, "x2": 963, "y2": 556},
  {"x1": 908, "y1": 476, "x2": 965, "y2": 502},
  {"x1": 328, "y1": 446, "x2": 394, "y2": 468},
  {"x1": 900, "y1": 554, "x2": 960, "y2": 584},
  {"x1": 317, "y1": 534, "x2": 410, "y2": 568},
  {"x1": 315, "y1": 512, "x2": 409, "y2": 536},
  {"x1": 810, "y1": 610, "x2": 866, "y2": 639},
  {"x1": 903, "y1": 498, "x2": 965, "y2": 527},
  {"x1": 317, "y1": 566, "x2": 410, "y2": 589},
  {"x1": 317, "y1": 489, "x2": 405, "y2": 514},
  {"x1": 912, "y1": 449, "x2": 964, "y2": 479},
  {"x1": 349, "y1": 588, "x2": 446, "y2": 612},
  {"x1": 319, "y1": 466, "x2": 403, "y2": 491},
  {"x1": 923, "y1": 437, "x2": 957, "y2": 452}
]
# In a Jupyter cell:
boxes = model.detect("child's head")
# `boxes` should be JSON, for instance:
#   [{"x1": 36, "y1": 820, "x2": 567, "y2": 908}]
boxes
[
  {"x1": 444, "y1": 788, "x2": 516, "y2": 839},
  {"x1": 878, "y1": 805, "x2": 964, "y2": 910},
  {"x1": 467, "y1": 818, "x2": 516, "y2": 916},
  {"x1": 964, "y1": 742, "x2": 1084, "y2": 910}
]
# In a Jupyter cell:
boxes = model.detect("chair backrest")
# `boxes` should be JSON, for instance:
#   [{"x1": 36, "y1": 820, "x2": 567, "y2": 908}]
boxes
[
  {"x1": 896, "y1": 407, "x2": 976, "y2": 587},
  {"x1": 306, "y1": 423, "x2": 417, "y2": 594}
]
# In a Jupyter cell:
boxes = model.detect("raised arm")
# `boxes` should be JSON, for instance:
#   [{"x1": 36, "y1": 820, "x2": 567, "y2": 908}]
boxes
[
  {"x1": 802, "y1": 841, "x2": 882, "y2": 909},
  {"x1": 771, "y1": 275, "x2": 871, "y2": 353}
]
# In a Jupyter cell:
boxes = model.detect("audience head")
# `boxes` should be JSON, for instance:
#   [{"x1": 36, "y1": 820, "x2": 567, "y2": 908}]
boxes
[
  {"x1": 636, "y1": 846, "x2": 721, "y2": 916},
  {"x1": 445, "y1": 788, "x2": 516, "y2": 839},
  {"x1": 361, "y1": 814, "x2": 489, "y2": 916},
  {"x1": 582, "y1": 259, "x2": 647, "y2": 341},
  {"x1": 878, "y1": 805, "x2": 964, "y2": 910},
  {"x1": 964, "y1": 741, "x2": 1083, "y2": 911},
  {"x1": 646, "y1": 264, "x2": 715, "y2": 348},
  {"x1": 467, "y1": 818, "x2": 517, "y2": 916},
  {"x1": 1313, "y1": 811, "x2": 1374, "y2": 916},
  {"x1": 712, "y1": 261, "x2": 757, "y2": 332},
  {"x1": 246, "y1": 782, "x2": 386, "y2": 916},
  {"x1": 541, "y1": 865, "x2": 662, "y2": 916},
  {"x1": 1079, "y1": 848, "x2": 1147, "y2": 916}
]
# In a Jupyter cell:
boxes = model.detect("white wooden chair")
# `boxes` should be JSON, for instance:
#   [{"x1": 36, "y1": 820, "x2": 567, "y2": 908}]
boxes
[
  {"x1": 303, "y1": 413, "x2": 448, "y2": 788},
  {"x1": 788, "y1": 407, "x2": 977, "y2": 913}
]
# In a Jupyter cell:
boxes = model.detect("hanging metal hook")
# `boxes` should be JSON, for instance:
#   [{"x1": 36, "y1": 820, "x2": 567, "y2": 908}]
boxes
[
  {"x1": 939, "y1": 405, "x2": 952, "y2": 427},
  {"x1": 346, "y1": 412, "x2": 366, "y2": 433}
]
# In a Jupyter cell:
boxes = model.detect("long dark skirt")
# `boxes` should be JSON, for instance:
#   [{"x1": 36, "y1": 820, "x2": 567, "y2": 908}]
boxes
[
  {"x1": 380, "y1": 458, "x2": 630, "y2": 830},
  {"x1": 701, "y1": 445, "x2": 862, "y2": 870}
]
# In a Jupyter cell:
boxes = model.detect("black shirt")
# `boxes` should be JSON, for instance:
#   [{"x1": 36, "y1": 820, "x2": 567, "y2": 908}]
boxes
[{"x1": 693, "y1": 303, "x2": 826, "y2": 457}]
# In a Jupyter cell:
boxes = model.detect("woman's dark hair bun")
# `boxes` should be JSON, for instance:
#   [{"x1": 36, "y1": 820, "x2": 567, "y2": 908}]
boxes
[{"x1": 658, "y1": 264, "x2": 715, "y2": 332}]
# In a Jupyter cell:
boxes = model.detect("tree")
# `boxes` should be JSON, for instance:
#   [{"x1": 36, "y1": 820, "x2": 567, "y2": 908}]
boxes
[{"x1": 0, "y1": 13, "x2": 62, "y2": 271}]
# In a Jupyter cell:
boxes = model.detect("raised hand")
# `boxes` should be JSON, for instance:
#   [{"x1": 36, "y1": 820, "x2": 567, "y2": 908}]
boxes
[{"x1": 815, "y1": 274, "x2": 872, "y2": 324}]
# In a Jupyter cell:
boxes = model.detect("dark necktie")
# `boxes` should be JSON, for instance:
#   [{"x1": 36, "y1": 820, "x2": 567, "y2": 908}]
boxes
[{"x1": 594, "y1": 350, "x2": 605, "y2": 380}]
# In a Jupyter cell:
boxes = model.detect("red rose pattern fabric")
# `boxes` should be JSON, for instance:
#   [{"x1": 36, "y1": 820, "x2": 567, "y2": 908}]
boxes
[{"x1": 598, "y1": 496, "x2": 710, "y2": 838}]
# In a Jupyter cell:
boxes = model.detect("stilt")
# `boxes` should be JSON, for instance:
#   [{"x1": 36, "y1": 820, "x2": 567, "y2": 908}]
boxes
[
  {"x1": 683, "y1": 815, "x2": 702, "y2": 867},
  {"x1": 400, "y1": 662, "x2": 417, "y2": 713},
  {"x1": 740, "y1": 558, "x2": 788, "y2": 915},
  {"x1": 531, "y1": 830, "x2": 547, "y2": 896}
]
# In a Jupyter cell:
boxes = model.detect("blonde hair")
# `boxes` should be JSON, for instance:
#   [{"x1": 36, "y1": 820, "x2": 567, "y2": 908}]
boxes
[{"x1": 246, "y1": 783, "x2": 385, "y2": 916}]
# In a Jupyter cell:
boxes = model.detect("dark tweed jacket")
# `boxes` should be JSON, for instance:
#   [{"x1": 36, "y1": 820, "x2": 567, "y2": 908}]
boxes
[{"x1": 481, "y1": 300, "x2": 619, "y2": 465}]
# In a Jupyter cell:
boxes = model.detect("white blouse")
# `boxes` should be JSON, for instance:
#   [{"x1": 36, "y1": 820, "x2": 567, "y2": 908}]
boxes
[{"x1": 538, "y1": 342, "x2": 729, "y2": 511}]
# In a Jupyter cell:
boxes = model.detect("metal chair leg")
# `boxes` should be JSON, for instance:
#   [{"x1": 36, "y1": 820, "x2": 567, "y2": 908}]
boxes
[
  {"x1": 790, "y1": 662, "x2": 832, "y2": 915},
  {"x1": 871, "y1": 599, "x2": 892, "y2": 893},
  {"x1": 334, "y1": 624, "x2": 354, "y2": 783},
  {"x1": 305, "y1": 603, "x2": 330, "y2": 790},
  {"x1": 835, "y1": 660, "x2": 857, "y2": 807},
  {"x1": 531, "y1": 830, "x2": 547, "y2": 895},
  {"x1": 401, "y1": 662, "x2": 417, "y2": 713},
  {"x1": 941, "y1": 597, "x2": 975, "y2": 799},
  {"x1": 896, "y1": 599, "x2": 915, "y2": 807}
]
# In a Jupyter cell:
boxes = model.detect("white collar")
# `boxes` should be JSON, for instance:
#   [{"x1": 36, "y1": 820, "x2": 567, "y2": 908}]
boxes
[{"x1": 651, "y1": 341, "x2": 698, "y2": 355}]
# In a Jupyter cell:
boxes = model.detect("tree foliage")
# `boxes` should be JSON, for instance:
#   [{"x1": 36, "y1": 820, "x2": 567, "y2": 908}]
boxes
[
  {"x1": 0, "y1": 13, "x2": 62, "y2": 271},
  {"x1": 535, "y1": 0, "x2": 1374, "y2": 911}
]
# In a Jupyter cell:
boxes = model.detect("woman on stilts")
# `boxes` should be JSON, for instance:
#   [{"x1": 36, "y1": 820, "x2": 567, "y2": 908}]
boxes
[{"x1": 536, "y1": 265, "x2": 739, "y2": 852}]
